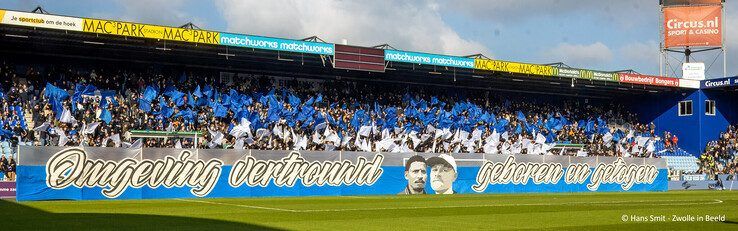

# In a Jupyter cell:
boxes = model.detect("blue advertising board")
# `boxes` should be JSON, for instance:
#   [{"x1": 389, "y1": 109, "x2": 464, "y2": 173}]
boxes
[
  {"x1": 385, "y1": 50, "x2": 475, "y2": 69},
  {"x1": 701, "y1": 77, "x2": 738, "y2": 89},
  {"x1": 219, "y1": 33, "x2": 334, "y2": 55}
]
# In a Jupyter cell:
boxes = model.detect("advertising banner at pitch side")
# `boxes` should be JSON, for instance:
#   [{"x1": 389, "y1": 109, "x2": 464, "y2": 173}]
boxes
[{"x1": 17, "y1": 146, "x2": 667, "y2": 201}]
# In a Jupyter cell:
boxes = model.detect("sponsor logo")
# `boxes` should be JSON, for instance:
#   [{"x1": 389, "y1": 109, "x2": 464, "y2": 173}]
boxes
[
  {"x1": 557, "y1": 68, "x2": 580, "y2": 78},
  {"x1": 82, "y1": 19, "x2": 219, "y2": 44},
  {"x1": 219, "y1": 33, "x2": 334, "y2": 55},
  {"x1": 703, "y1": 79, "x2": 731, "y2": 88},
  {"x1": 664, "y1": 6, "x2": 722, "y2": 48},
  {"x1": 620, "y1": 74, "x2": 679, "y2": 87},
  {"x1": 475, "y1": 59, "x2": 556, "y2": 76},
  {"x1": 385, "y1": 50, "x2": 474, "y2": 68},
  {"x1": 1, "y1": 10, "x2": 83, "y2": 31}
]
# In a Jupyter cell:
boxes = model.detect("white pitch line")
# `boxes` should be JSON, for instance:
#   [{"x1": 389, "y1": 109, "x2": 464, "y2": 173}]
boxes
[
  {"x1": 174, "y1": 198, "x2": 298, "y2": 212},
  {"x1": 175, "y1": 198, "x2": 723, "y2": 213},
  {"x1": 294, "y1": 199, "x2": 724, "y2": 212}
]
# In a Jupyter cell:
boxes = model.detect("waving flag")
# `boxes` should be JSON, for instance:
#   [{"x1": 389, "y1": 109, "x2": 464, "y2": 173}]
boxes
[
  {"x1": 161, "y1": 106, "x2": 175, "y2": 118},
  {"x1": 138, "y1": 99, "x2": 152, "y2": 112},
  {"x1": 288, "y1": 93, "x2": 301, "y2": 106},
  {"x1": 193, "y1": 85, "x2": 203, "y2": 98},
  {"x1": 44, "y1": 83, "x2": 70, "y2": 100},
  {"x1": 59, "y1": 108, "x2": 77, "y2": 124},
  {"x1": 100, "y1": 109, "x2": 112, "y2": 124},
  {"x1": 516, "y1": 111, "x2": 526, "y2": 122},
  {"x1": 143, "y1": 86, "x2": 158, "y2": 101},
  {"x1": 202, "y1": 85, "x2": 214, "y2": 99},
  {"x1": 212, "y1": 103, "x2": 227, "y2": 118}
]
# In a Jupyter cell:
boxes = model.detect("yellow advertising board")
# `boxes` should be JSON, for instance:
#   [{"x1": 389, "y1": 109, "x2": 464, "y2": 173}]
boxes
[
  {"x1": 82, "y1": 19, "x2": 219, "y2": 45},
  {"x1": 474, "y1": 59, "x2": 556, "y2": 76}
]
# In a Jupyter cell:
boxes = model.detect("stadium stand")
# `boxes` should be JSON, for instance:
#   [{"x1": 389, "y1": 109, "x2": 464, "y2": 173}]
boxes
[
  {"x1": 698, "y1": 125, "x2": 738, "y2": 176},
  {"x1": 0, "y1": 61, "x2": 682, "y2": 158}
]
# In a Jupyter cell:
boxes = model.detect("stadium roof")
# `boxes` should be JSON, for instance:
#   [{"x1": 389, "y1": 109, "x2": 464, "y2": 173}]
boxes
[{"x1": 0, "y1": 8, "x2": 705, "y2": 98}]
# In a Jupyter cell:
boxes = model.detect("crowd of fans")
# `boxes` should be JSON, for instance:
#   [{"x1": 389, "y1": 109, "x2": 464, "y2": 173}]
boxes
[
  {"x1": 0, "y1": 61, "x2": 671, "y2": 158},
  {"x1": 699, "y1": 125, "x2": 738, "y2": 176},
  {"x1": 0, "y1": 154, "x2": 14, "y2": 181}
]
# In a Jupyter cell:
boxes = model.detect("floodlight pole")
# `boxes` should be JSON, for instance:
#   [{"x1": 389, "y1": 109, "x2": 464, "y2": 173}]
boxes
[
  {"x1": 723, "y1": 5, "x2": 727, "y2": 78},
  {"x1": 659, "y1": 6, "x2": 664, "y2": 77}
]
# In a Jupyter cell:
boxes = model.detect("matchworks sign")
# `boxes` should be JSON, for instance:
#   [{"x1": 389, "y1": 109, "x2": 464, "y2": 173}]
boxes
[
  {"x1": 663, "y1": 6, "x2": 722, "y2": 48},
  {"x1": 17, "y1": 146, "x2": 667, "y2": 201}
]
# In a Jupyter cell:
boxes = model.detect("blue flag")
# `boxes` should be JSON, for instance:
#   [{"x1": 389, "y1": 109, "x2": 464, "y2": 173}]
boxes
[
  {"x1": 143, "y1": 86, "x2": 158, "y2": 101},
  {"x1": 213, "y1": 103, "x2": 227, "y2": 118},
  {"x1": 187, "y1": 92, "x2": 195, "y2": 108},
  {"x1": 100, "y1": 109, "x2": 112, "y2": 124},
  {"x1": 138, "y1": 99, "x2": 152, "y2": 112},
  {"x1": 202, "y1": 85, "x2": 214, "y2": 99},
  {"x1": 288, "y1": 93, "x2": 301, "y2": 106},
  {"x1": 175, "y1": 109, "x2": 195, "y2": 122},
  {"x1": 44, "y1": 83, "x2": 69, "y2": 101},
  {"x1": 516, "y1": 111, "x2": 526, "y2": 122},
  {"x1": 161, "y1": 106, "x2": 175, "y2": 118},
  {"x1": 193, "y1": 85, "x2": 203, "y2": 98}
]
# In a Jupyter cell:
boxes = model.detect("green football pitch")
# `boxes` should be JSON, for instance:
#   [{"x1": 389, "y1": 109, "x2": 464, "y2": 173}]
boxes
[{"x1": 3, "y1": 190, "x2": 737, "y2": 230}]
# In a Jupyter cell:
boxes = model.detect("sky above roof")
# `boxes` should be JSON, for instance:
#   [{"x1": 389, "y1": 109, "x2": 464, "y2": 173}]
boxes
[{"x1": 1, "y1": 0, "x2": 735, "y2": 78}]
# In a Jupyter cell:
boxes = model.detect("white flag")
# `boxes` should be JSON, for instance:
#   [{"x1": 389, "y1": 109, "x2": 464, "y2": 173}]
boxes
[
  {"x1": 426, "y1": 125, "x2": 436, "y2": 134},
  {"x1": 535, "y1": 133, "x2": 546, "y2": 144},
  {"x1": 602, "y1": 132, "x2": 613, "y2": 147},
  {"x1": 483, "y1": 141, "x2": 498, "y2": 154},
  {"x1": 232, "y1": 138, "x2": 243, "y2": 150},
  {"x1": 230, "y1": 119, "x2": 252, "y2": 139},
  {"x1": 33, "y1": 122, "x2": 50, "y2": 132},
  {"x1": 325, "y1": 132, "x2": 340, "y2": 144},
  {"x1": 358, "y1": 125, "x2": 372, "y2": 137},
  {"x1": 83, "y1": 122, "x2": 100, "y2": 134},
  {"x1": 360, "y1": 139, "x2": 372, "y2": 152},
  {"x1": 341, "y1": 135, "x2": 353, "y2": 147},
  {"x1": 314, "y1": 122, "x2": 328, "y2": 132},
  {"x1": 471, "y1": 128, "x2": 483, "y2": 141},
  {"x1": 129, "y1": 139, "x2": 143, "y2": 149},
  {"x1": 646, "y1": 141, "x2": 655, "y2": 153},
  {"x1": 55, "y1": 128, "x2": 68, "y2": 146},
  {"x1": 59, "y1": 108, "x2": 77, "y2": 124},
  {"x1": 255, "y1": 128, "x2": 271, "y2": 140},
  {"x1": 409, "y1": 131, "x2": 421, "y2": 148},
  {"x1": 109, "y1": 134, "x2": 121, "y2": 147},
  {"x1": 273, "y1": 125, "x2": 284, "y2": 139},
  {"x1": 441, "y1": 128, "x2": 453, "y2": 140}
]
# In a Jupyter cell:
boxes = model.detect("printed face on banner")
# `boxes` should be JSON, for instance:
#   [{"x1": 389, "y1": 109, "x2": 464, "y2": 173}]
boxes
[
  {"x1": 427, "y1": 155, "x2": 458, "y2": 194},
  {"x1": 404, "y1": 161, "x2": 427, "y2": 194},
  {"x1": 430, "y1": 165, "x2": 456, "y2": 194},
  {"x1": 663, "y1": 6, "x2": 722, "y2": 48}
]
